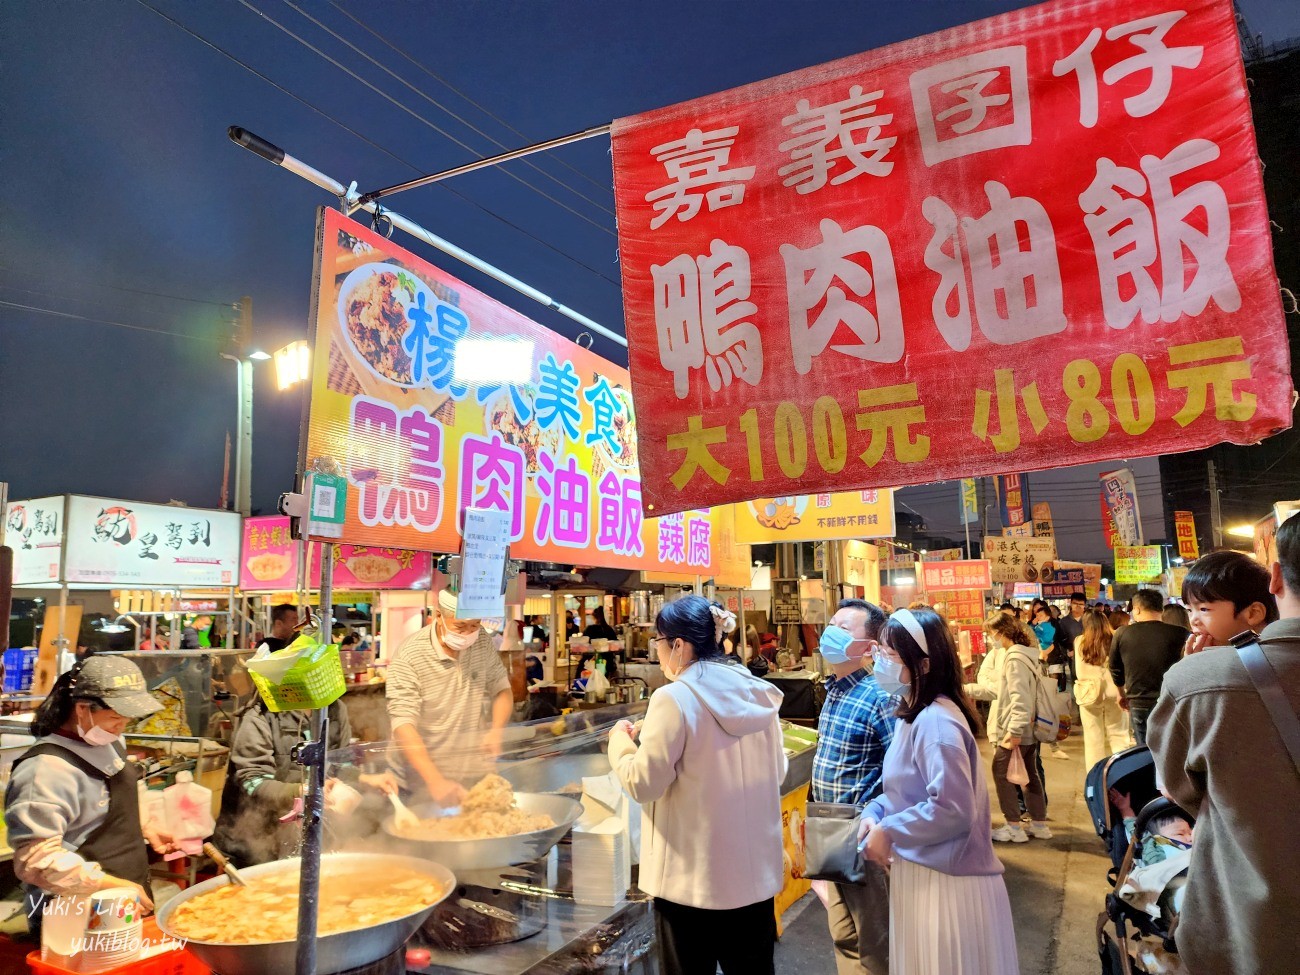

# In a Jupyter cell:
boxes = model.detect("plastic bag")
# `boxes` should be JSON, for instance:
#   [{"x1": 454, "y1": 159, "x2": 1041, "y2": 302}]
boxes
[
  {"x1": 587, "y1": 668, "x2": 610, "y2": 697},
  {"x1": 1007, "y1": 746, "x2": 1031, "y2": 786}
]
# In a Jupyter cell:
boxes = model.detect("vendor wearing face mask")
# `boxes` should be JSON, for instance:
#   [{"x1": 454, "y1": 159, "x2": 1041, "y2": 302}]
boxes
[
  {"x1": 386, "y1": 589, "x2": 513, "y2": 806},
  {"x1": 4, "y1": 656, "x2": 175, "y2": 935}
]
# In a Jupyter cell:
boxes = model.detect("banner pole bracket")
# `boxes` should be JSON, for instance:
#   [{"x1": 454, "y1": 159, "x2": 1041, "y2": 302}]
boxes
[{"x1": 228, "y1": 126, "x2": 627, "y2": 349}]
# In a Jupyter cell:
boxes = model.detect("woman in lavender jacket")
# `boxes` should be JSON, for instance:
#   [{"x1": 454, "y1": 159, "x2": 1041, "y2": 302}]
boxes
[{"x1": 857, "y1": 608, "x2": 1019, "y2": 975}]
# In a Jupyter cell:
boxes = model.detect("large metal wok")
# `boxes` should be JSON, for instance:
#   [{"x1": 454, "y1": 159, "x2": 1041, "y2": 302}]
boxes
[
  {"x1": 156, "y1": 852, "x2": 454, "y2": 975},
  {"x1": 382, "y1": 792, "x2": 583, "y2": 870}
]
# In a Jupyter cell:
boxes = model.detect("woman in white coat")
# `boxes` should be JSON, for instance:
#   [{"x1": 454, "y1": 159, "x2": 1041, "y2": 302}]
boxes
[
  {"x1": 608, "y1": 595, "x2": 786, "y2": 975},
  {"x1": 1072, "y1": 609, "x2": 1130, "y2": 772},
  {"x1": 964, "y1": 614, "x2": 1009, "y2": 732},
  {"x1": 986, "y1": 615, "x2": 1051, "y2": 844}
]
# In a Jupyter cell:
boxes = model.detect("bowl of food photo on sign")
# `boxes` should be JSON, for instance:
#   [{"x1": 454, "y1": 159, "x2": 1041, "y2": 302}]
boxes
[
  {"x1": 482, "y1": 385, "x2": 564, "y2": 480},
  {"x1": 588, "y1": 382, "x2": 639, "y2": 485},
  {"x1": 337, "y1": 261, "x2": 446, "y2": 389}
]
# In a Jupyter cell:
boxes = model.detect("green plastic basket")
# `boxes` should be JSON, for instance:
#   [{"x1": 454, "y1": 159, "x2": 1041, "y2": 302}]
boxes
[{"x1": 247, "y1": 638, "x2": 346, "y2": 712}]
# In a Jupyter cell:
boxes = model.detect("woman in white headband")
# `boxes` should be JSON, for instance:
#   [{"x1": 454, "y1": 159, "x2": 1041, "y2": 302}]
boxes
[{"x1": 857, "y1": 608, "x2": 1020, "y2": 974}]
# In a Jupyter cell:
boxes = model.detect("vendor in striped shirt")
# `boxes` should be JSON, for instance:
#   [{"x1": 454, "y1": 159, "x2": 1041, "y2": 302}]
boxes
[
  {"x1": 385, "y1": 589, "x2": 514, "y2": 807},
  {"x1": 811, "y1": 598, "x2": 895, "y2": 975}
]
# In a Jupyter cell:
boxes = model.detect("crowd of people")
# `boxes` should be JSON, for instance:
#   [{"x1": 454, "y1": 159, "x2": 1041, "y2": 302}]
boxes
[
  {"x1": 4, "y1": 523, "x2": 1294, "y2": 975},
  {"x1": 606, "y1": 515, "x2": 1299, "y2": 975}
]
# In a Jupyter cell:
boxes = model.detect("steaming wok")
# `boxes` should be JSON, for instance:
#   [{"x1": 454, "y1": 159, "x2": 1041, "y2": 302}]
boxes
[
  {"x1": 382, "y1": 792, "x2": 583, "y2": 870},
  {"x1": 156, "y1": 852, "x2": 454, "y2": 975}
]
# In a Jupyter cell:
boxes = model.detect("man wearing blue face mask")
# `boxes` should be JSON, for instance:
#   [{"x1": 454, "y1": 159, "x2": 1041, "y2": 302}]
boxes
[{"x1": 811, "y1": 599, "x2": 894, "y2": 975}]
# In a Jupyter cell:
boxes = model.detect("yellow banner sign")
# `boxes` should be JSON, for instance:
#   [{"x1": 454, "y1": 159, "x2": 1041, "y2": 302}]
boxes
[
  {"x1": 733, "y1": 490, "x2": 895, "y2": 544},
  {"x1": 304, "y1": 209, "x2": 747, "y2": 581},
  {"x1": 1115, "y1": 545, "x2": 1163, "y2": 584}
]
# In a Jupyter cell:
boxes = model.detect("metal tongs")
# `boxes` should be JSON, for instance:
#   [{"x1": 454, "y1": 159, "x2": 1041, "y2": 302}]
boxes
[{"x1": 203, "y1": 842, "x2": 248, "y2": 887}]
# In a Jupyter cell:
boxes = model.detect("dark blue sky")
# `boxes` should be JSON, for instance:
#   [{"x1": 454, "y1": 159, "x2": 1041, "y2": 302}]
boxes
[{"x1": 2, "y1": 0, "x2": 1295, "y2": 564}]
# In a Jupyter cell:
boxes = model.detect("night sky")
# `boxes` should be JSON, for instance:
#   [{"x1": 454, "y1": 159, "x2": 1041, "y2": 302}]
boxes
[{"x1": 3, "y1": 0, "x2": 1296, "y2": 567}]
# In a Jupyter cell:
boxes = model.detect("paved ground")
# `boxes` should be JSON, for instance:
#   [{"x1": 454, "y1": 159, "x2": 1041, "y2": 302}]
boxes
[{"x1": 774, "y1": 733, "x2": 1116, "y2": 975}]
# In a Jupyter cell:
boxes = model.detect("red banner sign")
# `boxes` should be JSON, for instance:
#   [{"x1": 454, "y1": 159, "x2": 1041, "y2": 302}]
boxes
[
  {"x1": 1174, "y1": 510, "x2": 1200, "y2": 560},
  {"x1": 921, "y1": 559, "x2": 993, "y2": 591},
  {"x1": 998, "y1": 474, "x2": 1031, "y2": 528},
  {"x1": 240, "y1": 515, "x2": 433, "y2": 591},
  {"x1": 611, "y1": 0, "x2": 1292, "y2": 515}
]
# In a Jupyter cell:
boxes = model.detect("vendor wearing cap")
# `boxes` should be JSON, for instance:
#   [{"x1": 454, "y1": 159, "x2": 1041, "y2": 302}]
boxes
[
  {"x1": 386, "y1": 589, "x2": 513, "y2": 806},
  {"x1": 4, "y1": 656, "x2": 176, "y2": 934}
]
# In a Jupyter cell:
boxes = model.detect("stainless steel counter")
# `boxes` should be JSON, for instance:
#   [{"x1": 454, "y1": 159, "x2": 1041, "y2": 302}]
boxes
[{"x1": 408, "y1": 844, "x2": 655, "y2": 975}]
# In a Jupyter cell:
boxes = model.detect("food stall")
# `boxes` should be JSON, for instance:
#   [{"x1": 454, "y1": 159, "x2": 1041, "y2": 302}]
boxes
[
  {"x1": 236, "y1": 514, "x2": 438, "y2": 740},
  {"x1": 1, "y1": 497, "x2": 246, "y2": 889},
  {"x1": 3, "y1": 495, "x2": 245, "y2": 680},
  {"x1": 117, "y1": 702, "x2": 653, "y2": 975},
  {"x1": 52, "y1": 208, "x2": 755, "y2": 975}
]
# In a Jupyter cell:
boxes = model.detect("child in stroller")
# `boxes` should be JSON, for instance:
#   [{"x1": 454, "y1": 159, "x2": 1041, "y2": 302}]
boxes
[
  {"x1": 1085, "y1": 746, "x2": 1194, "y2": 975},
  {"x1": 1110, "y1": 789, "x2": 1194, "y2": 864}
]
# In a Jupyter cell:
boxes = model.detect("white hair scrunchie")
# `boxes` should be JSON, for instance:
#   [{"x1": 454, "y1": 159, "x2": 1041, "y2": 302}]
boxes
[
  {"x1": 890, "y1": 609, "x2": 930, "y2": 657},
  {"x1": 710, "y1": 604, "x2": 738, "y2": 645}
]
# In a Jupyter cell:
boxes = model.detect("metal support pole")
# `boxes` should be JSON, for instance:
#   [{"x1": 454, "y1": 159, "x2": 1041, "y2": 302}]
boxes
[
  {"x1": 227, "y1": 128, "x2": 627, "y2": 349},
  {"x1": 219, "y1": 353, "x2": 252, "y2": 518},
  {"x1": 1207, "y1": 460, "x2": 1224, "y2": 549},
  {"x1": 56, "y1": 585, "x2": 68, "y2": 664},
  {"x1": 294, "y1": 552, "x2": 333, "y2": 975},
  {"x1": 549, "y1": 594, "x2": 563, "y2": 681},
  {"x1": 358, "y1": 124, "x2": 613, "y2": 206},
  {"x1": 962, "y1": 483, "x2": 972, "y2": 559},
  {"x1": 239, "y1": 358, "x2": 254, "y2": 519}
]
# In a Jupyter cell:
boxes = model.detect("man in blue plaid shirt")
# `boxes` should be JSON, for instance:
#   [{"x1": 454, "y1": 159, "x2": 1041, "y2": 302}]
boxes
[{"x1": 812, "y1": 598, "x2": 894, "y2": 975}]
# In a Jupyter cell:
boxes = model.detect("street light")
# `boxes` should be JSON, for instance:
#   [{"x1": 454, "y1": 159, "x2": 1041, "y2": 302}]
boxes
[
  {"x1": 220, "y1": 337, "x2": 310, "y2": 518},
  {"x1": 274, "y1": 340, "x2": 311, "y2": 391},
  {"x1": 1226, "y1": 524, "x2": 1256, "y2": 538}
]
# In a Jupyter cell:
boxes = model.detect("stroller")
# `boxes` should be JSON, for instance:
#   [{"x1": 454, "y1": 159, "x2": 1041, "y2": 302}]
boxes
[{"x1": 1084, "y1": 746, "x2": 1194, "y2": 975}]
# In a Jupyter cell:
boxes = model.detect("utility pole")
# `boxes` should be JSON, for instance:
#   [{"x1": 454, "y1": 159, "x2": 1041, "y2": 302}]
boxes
[
  {"x1": 220, "y1": 297, "x2": 256, "y2": 519},
  {"x1": 236, "y1": 297, "x2": 254, "y2": 520},
  {"x1": 1207, "y1": 459, "x2": 1223, "y2": 549},
  {"x1": 961, "y1": 481, "x2": 972, "y2": 558}
]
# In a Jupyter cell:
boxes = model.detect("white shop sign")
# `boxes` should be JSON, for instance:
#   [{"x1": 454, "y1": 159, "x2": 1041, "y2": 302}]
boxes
[
  {"x1": 63, "y1": 496, "x2": 241, "y2": 587},
  {"x1": 4, "y1": 496, "x2": 65, "y2": 586}
]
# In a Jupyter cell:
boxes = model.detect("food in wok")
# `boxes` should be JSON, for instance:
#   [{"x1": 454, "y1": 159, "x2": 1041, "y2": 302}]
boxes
[
  {"x1": 166, "y1": 864, "x2": 446, "y2": 944},
  {"x1": 392, "y1": 774, "x2": 554, "y2": 841}
]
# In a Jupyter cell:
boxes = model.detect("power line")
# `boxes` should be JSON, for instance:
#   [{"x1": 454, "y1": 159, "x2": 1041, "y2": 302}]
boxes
[
  {"x1": 132, "y1": 0, "x2": 621, "y2": 289},
  {"x1": 0, "y1": 283, "x2": 235, "y2": 327},
  {"x1": 1, "y1": 299, "x2": 222, "y2": 344},
  {"x1": 0, "y1": 265, "x2": 235, "y2": 309},
  {"x1": 328, "y1": 0, "x2": 611, "y2": 197},
  {"x1": 233, "y1": 0, "x2": 616, "y2": 236},
  {"x1": 280, "y1": 0, "x2": 614, "y2": 216}
]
